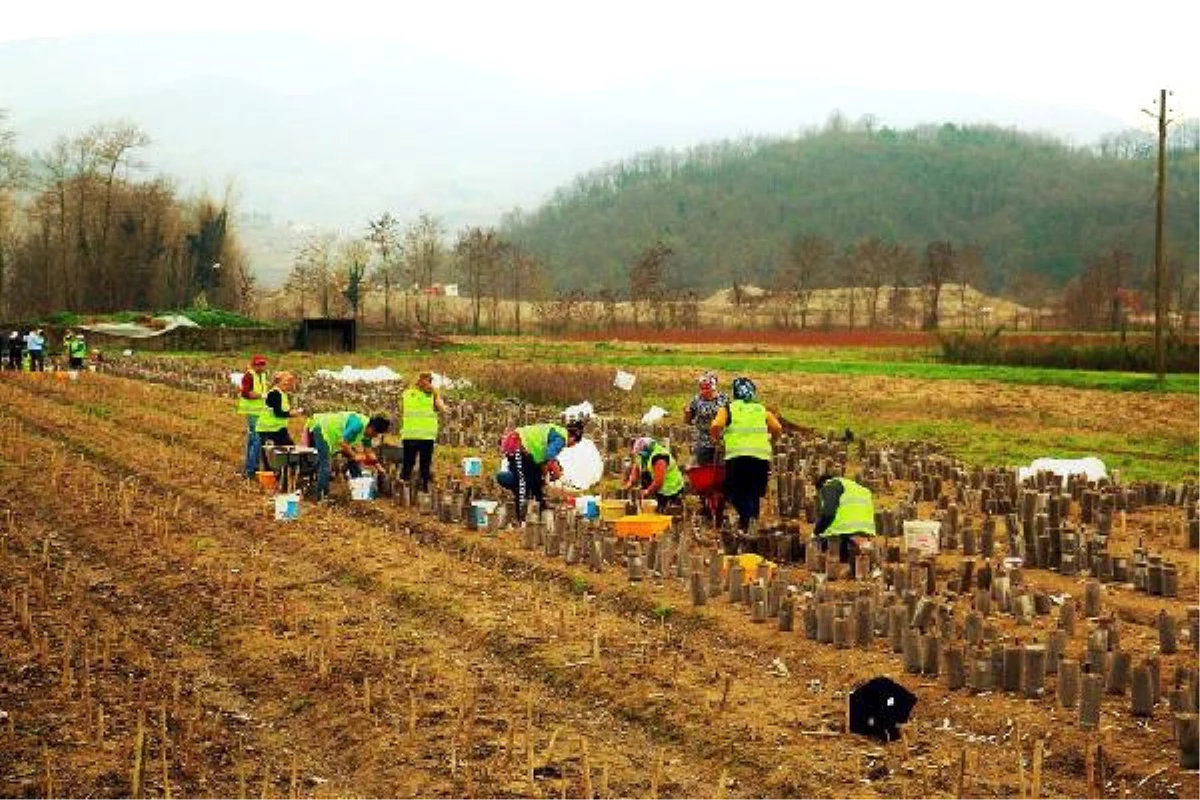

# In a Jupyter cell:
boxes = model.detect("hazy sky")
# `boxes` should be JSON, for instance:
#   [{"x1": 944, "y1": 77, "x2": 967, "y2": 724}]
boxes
[{"x1": 6, "y1": 0, "x2": 1195, "y2": 131}]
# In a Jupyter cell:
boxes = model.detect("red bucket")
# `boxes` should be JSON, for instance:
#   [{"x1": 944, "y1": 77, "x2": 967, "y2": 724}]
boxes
[{"x1": 685, "y1": 464, "x2": 725, "y2": 496}]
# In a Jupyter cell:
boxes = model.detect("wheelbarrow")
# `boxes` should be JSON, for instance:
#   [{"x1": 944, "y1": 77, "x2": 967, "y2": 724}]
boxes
[
  {"x1": 265, "y1": 446, "x2": 320, "y2": 495},
  {"x1": 685, "y1": 463, "x2": 725, "y2": 523}
]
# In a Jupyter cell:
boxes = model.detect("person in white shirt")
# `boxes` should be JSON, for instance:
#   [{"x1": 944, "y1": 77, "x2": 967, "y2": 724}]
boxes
[{"x1": 24, "y1": 329, "x2": 45, "y2": 371}]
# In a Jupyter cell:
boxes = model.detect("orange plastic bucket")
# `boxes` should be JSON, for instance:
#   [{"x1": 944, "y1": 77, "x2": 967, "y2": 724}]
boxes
[{"x1": 256, "y1": 471, "x2": 278, "y2": 491}]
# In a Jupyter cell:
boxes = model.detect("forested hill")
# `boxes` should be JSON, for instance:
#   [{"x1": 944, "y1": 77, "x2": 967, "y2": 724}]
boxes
[{"x1": 499, "y1": 122, "x2": 1199, "y2": 295}]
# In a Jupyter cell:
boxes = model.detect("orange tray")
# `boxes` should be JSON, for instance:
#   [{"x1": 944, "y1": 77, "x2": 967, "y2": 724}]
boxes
[{"x1": 612, "y1": 513, "x2": 674, "y2": 539}]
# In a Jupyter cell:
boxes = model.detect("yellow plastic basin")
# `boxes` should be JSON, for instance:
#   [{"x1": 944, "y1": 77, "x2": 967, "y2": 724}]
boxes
[{"x1": 613, "y1": 513, "x2": 673, "y2": 539}]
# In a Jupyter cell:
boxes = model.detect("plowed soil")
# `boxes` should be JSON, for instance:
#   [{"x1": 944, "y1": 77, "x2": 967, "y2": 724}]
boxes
[{"x1": 0, "y1": 370, "x2": 1196, "y2": 799}]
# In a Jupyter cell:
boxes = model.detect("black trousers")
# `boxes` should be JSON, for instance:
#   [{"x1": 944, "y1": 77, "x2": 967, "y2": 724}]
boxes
[
  {"x1": 723, "y1": 456, "x2": 770, "y2": 532},
  {"x1": 500, "y1": 451, "x2": 544, "y2": 521},
  {"x1": 401, "y1": 439, "x2": 435, "y2": 489}
]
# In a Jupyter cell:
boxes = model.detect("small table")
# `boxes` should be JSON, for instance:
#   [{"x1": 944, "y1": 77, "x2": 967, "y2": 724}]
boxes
[{"x1": 266, "y1": 446, "x2": 319, "y2": 494}]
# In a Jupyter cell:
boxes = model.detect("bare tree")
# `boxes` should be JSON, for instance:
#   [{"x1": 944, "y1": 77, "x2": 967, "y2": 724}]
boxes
[
  {"x1": 453, "y1": 225, "x2": 507, "y2": 335},
  {"x1": 1060, "y1": 247, "x2": 1133, "y2": 331},
  {"x1": 774, "y1": 233, "x2": 833, "y2": 329},
  {"x1": 366, "y1": 212, "x2": 401, "y2": 328},
  {"x1": 847, "y1": 236, "x2": 890, "y2": 328},
  {"x1": 921, "y1": 240, "x2": 957, "y2": 330},
  {"x1": 886, "y1": 243, "x2": 916, "y2": 328},
  {"x1": 288, "y1": 234, "x2": 337, "y2": 317},
  {"x1": 628, "y1": 240, "x2": 673, "y2": 328},
  {"x1": 956, "y1": 243, "x2": 987, "y2": 329},
  {"x1": 0, "y1": 110, "x2": 27, "y2": 317},
  {"x1": 505, "y1": 246, "x2": 543, "y2": 336},
  {"x1": 400, "y1": 212, "x2": 446, "y2": 331},
  {"x1": 93, "y1": 122, "x2": 151, "y2": 307}
]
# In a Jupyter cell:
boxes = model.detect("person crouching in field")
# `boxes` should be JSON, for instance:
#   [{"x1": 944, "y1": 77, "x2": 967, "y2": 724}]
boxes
[
  {"x1": 624, "y1": 436, "x2": 686, "y2": 513},
  {"x1": 496, "y1": 418, "x2": 585, "y2": 524},
  {"x1": 813, "y1": 473, "x2": 878, "y2": 563},
  {"x1": 255, "y1": 371, "x2": 305, "y2": 458},
  {"x1": 398, "y1": 371, "x2": 448, "y2": 491},
  {"x1": 709, "y1": 377, "x2": 782, "y2": 551},
  {"x1": 304, "y1": 412, "x2": 391, "y2": 500}
]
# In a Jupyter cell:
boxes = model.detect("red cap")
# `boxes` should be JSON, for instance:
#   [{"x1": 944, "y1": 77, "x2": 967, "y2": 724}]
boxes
[{"x1": 251, "y1": 354, "x2": 267, "y2": 367}]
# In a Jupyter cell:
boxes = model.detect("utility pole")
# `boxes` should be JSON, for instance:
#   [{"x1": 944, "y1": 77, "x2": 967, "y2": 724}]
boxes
[{"x1": 1143, "y1": 89, "x2": 1171, "y2": 388}]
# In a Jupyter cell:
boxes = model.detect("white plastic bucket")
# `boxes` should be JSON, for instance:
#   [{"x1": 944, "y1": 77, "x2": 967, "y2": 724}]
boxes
[
  {"x1": 274, "y1": 492, "x2": 301, "y2": 520},
  {"x1": 462, "y1": 456, "x2": 482, "y2": 477},
  {"x1": 470, "y1": 499, "x2": 498, "y2": 527},
  {"x1": 574, "y1": 495, "x2": 600, "y2": 519},
  {"x1": 349, "y1": 475, "x2": 376, "y2": 501},
  {"x1": 902, "y1": 520, "x2": 941, "y2": 557}
]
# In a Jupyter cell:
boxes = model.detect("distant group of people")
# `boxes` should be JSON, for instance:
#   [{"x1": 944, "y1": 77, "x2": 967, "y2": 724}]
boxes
[
  {"x1": 2, "y1": 327, "x2": 96, "y2": 372},
  {"x1": 237, "y1": 354, "x2": 445, "y2": 500},
  {"x1": 620, "y1": 372, "x2": 876, "y2": 558}
]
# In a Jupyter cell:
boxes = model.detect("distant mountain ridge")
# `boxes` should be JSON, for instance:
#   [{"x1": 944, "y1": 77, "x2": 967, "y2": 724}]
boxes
[
  {"x1": 499, "y1": 124, "x2": 1200, "y2": 294},
  {"x1": 3, "y1": 30, "x2": 1131, "y2": 234}
]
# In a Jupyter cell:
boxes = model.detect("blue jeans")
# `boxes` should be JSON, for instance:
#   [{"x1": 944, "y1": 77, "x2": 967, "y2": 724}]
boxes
[
  {"x1": 313, "y1": 429, "x2": 361, "y2": 498},
  {"x1": 313, "y1": 428, "x2": 332, "y2": 497},
  {"x1": 242, "y1": 415, "x2": 262, "y2": 478}
]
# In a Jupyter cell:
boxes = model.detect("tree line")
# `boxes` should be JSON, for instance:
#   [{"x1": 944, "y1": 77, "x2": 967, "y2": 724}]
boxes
[
  {"x1": 279, "y1": 211, "x2": 549, "y2": 335},
  {"x1": 0, "y1": 113, "x2": 252, "y2": 320}
]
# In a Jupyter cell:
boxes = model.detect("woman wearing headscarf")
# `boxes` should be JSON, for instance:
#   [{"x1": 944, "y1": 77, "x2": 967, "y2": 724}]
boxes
[
  {"x1": 709, "y1": 376, "x2": 782, "y2": 552},
  {"x1": 682, "y1": 372, "x2": 728, "y2": 467},
  {"x1": 496, "y1": 417, "x2": 586, "y2": 524},
  {"x1": 624, "y1": 436, "x2": 686, "y2": 513}
]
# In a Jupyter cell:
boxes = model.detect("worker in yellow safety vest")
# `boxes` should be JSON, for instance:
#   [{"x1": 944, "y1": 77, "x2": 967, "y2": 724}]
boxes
[
  {"x1": 709, "y1": 376, "x2": 782, "y2": 552},
  {"x1": 496, "y1": 417, "x2": 586, "y2": 523},
  {"x1": 68, "y1": 335, "x2": 88, "y2": 370},
  {"x1": 256, "y1": 371, "x2": 305, "y2": 453},
  {"x1": 624, "y1": 436, "x2": 686, "y2": 512},
  {"x1": 398, "y1": 371, "x2": 448, "y2": 491},
  {"x1": 237, "y1": 355, "x2": 270, "y2": 479},
  {"x1": 304, "y1": 412, "x2": 391, "y2": 500},
  {"x1": 813, "y1": 474, "x2": 877, "y2": 563}
]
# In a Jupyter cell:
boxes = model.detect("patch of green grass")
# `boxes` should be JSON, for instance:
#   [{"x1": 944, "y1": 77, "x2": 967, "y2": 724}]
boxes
[
  {"x1": 651, "y1": 602, "x2": 675, "y2": 621},
  {"x1": 191, "y1": 537, "x2": 215, "y2": 551},
  {"x1": 441, "y1": 340, "x2": 1195, "y2": 393},
  {"x1": 80, "y1": 403, "x2": 113, "y2": 419},
  {"x1": 568, "y1": 574, "x2": 590, "y2": 596}
]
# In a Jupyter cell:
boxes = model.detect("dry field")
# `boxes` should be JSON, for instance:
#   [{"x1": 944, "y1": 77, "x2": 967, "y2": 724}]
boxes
[{"x1": 0, "y1": 364, "x2": 1197, "y2": 799}]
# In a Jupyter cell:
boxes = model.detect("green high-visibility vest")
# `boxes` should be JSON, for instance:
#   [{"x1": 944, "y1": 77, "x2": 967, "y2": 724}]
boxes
[
  {"x1": 400, "y1": 387, "x2": 438, "y2": 441},
  {"x1": 722, "y1": 400, "x2": 771, "y2": 461},
  {"x1": 641, "y1": 442, "x2": 685, "y2": 497},
  {"x1": 517, "y1": 423, "x2": 567, "y2": 464},
  {"x1": 820, "y1": 477, "x2": 877, "y2": 538},
  {"x1": 69, "y1": 339, "x2": 87, "y2": 358},
  {"x1": 255, "y1": 389, "x2": 290, "y2": 434},
  {"x1": 307, "y1": 412, "x2": 368, "y2": 449},
  {"x1": 236, "y1": 369, "x2": 268, "y2": 416}
]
